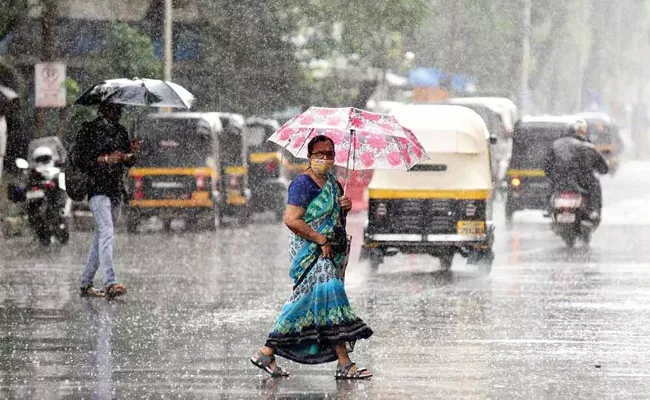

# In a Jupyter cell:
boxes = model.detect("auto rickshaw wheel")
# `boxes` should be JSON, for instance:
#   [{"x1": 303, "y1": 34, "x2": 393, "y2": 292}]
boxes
[
  {"x1": 162, "y1": 219, "x2": 173, "y2": 232},
  {"x1": 274, "y1": 208, "x2": 284, "y2": 223},
  {"x1": 208, "y1": 206, "x2": 221, "y2": 231},
  {"x1": 369, "y1": 251, "x2": 384, "y2": 271},
  {"x1": 476, "y1": 250, "x2": 494, "y2": 275},
  {"x1": 237, "y1": 208, "x2": 251, "y2": 226},
  {"x1": 505, "y1": 202, "x2": 515, "y2": 226},
  {"x1": 439, "y1": 253, "x2": 454, "y2": 271},
  {"x1": 37, "y1": 230, "x2": 51, "y2": 247},
  {"x1": 126, "y1": 213, "x2": 140, "y2": 234},
  {"x1": 185, "y1": 217, "x2": 200, "y2": 232}
]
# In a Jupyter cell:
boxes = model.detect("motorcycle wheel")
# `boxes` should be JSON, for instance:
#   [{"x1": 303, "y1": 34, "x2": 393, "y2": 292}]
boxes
[
  {"x1": 562, "y1": 231, "x2": 577, "y2": 248},
  {"x1": 57, "y1": 226, "x2": 70, "y2": 244},
  {"x1": 439, "y1": 253, "x2": 454, "y2": 271},
  {"x1": 38, "y1": 230, "x2": 51, "y2": 247}
]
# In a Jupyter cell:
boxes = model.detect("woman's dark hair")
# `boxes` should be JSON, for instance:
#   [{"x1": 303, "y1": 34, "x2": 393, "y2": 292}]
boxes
[{"x1": 307, "y1": 135, "x2": 335, "y2": 156}]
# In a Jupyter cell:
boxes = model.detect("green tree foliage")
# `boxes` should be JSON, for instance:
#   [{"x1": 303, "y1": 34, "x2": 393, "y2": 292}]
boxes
[
  {"x1": 194, "y1": 0, "x2": 303, "y2": 114},
  {"x1": 191, "y1": 0, "x2": 430, "y2": 113},
  {"x1": 90, "y1": 22, "x2": 163, "y2": 81},
  {"x1": 0, "y1": 0, "x2": 28, "y2": 42},
  {"x1": 295, "y1": 0, "x2": 429, "y2": 69}
]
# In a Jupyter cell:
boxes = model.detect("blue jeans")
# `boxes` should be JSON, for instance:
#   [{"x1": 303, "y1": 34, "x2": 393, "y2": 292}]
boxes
[{"x1": 80, "y1": 195, "x2": 120, "y2": 289}]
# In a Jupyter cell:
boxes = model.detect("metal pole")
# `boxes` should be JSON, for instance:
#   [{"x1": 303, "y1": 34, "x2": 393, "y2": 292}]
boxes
[
  {"x1": 520, "y1": 0, "x2": 532, "y2": 114},
  {"x1": 575, "y1": 0, "x2": 590, "y2": 112},
  {"x1": 36, "y1": 0, "x2": 58, "y2": 138},
  {"x1": 164, "y1": 0, "x2": 173, "y2": 82}
]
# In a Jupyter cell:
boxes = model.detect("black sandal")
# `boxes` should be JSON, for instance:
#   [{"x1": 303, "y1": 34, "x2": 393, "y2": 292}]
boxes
[
  {"x1": 250, "y1": 350, "x2": 290, "y2": 378},
  {"x1": 335, "y1": 361, "x2": 372, "y2": 380},
  {"x1": 80, "y1": 285, "x2": 105, "y2": 298}
]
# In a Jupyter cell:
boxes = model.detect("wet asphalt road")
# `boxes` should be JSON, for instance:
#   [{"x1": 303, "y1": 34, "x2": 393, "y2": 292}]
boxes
[{"x1": 2, "y1": 162, "x2": 650, "y2": 399}]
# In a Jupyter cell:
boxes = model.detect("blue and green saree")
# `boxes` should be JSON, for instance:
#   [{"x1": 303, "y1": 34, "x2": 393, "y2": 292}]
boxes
[{"x1": 266, "y1": 173, "x2": 373, "y2": 364}]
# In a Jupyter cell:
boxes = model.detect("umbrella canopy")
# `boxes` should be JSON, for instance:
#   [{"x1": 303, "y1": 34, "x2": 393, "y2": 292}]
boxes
[
  {"x1": 268, "y1": 106, "x2": 429, "y2": 171},
  {"x1": 75, "y1": 78, "x2": 194, "y2": 109}
]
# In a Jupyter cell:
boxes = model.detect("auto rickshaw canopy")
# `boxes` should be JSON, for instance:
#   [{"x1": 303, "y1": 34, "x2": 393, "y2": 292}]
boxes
[{"x1": 368, "y1": 104, "x2": 493, "y2": 194}]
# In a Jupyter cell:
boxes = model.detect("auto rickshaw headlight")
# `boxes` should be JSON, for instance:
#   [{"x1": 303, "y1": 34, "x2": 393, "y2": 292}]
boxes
[{"x1": 511, "y1": 177, "x2": 521, "y2": 188}]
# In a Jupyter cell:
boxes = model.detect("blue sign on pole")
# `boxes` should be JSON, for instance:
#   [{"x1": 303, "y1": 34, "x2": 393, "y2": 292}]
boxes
[{"x1": 408, "y1": 68, "x2": 441, "y2": 87}]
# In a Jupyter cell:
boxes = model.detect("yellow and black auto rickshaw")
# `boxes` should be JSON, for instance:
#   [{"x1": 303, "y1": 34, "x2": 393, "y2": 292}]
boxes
[
  {"x1": 505, "y1": 116, "x2": 575, "y2": 223},
  {"x1": 244, "y1": 117, "x2": 286, "y2": 221},
  {"x1": 578, "y1": 112, "x2": 623, "y2": 175},
  {"x1": 125, "y1": 112, "x2": 250, "y2": 232},
  {"x1": 361, "y1": 104, "x2": 496, "y2": 273}
]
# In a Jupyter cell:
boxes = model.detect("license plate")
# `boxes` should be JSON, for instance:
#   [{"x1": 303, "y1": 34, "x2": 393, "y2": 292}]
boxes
[
  {"x1": 457, "y1": 221, "x2": 485, "y2": 235},
  {"x1": 26, "y1": 190, "x2": 45, "y2": 199},
  {"x1": 152, "y1": 182, "x2": 184, "y2": 189},
  {"x1": 556, "y1": 212, "x2": 576, "y2": 223}
]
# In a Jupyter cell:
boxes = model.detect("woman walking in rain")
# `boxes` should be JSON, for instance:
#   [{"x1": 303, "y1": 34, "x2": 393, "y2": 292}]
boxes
[{"x1": 251, "y1": 135, "x2": 373, "y2": 379}]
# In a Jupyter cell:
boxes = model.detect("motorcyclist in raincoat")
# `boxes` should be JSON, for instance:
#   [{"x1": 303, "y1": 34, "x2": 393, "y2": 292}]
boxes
[{"x1": 543, "y1": 119, "x2": 609, "y2": 223}]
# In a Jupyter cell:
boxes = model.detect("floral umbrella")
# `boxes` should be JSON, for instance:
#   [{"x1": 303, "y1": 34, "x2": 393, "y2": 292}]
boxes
[{"x1": 268, "y1": 107, "x2": 428, "y2": 176}]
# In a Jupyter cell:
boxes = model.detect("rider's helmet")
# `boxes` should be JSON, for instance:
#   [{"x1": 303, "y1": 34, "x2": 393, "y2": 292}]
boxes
[
  {"x1": 33, "y1": 146, "x2": 54, "y2": 165},
  {"x1": 569, "y1": 118, "x2": 589, "y2": 140}
]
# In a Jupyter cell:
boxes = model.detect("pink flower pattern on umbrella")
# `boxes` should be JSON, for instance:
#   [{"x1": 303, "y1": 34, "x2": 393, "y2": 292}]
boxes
[
  {"x1": 268, "y1": 106, "x2": 428, "y2": 172},
  {"x1": 360, "y1": 152, "x2": 375, "y2": 168}
]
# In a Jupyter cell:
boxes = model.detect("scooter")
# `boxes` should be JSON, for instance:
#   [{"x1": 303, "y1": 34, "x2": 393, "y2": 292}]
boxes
[
  {"x1": 549, "y1": 190, "x2": 595, "y2": 248},
  {"x1": 9, "y1": 158, "x2": 71, "y2": 246}
]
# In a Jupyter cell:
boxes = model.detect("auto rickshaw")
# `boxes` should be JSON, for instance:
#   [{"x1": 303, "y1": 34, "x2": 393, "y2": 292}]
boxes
[
  {"x1": 361, "y1": 104, "x2": 496, "y2": 273},
  {"x1": 578, "y1": 112, "x2": 623, "y2": 175},
  {"x1": 450, "y1": 97, "x2": 518, "y2": 137},
  {"x1": 125, "y1": 112, "x2": 250, "y2": 232},
  {"x1": 505, "y1": 116, "x2": 575, "y2": 223},
  {"x1": 244, "y1": 117, "x2": 286, "y2": 221},
  {"x1": 446, "y1": 100, "x2": 510, "y2": 184}
]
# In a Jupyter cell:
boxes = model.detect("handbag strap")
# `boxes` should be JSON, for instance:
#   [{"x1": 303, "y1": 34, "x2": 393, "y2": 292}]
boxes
[{"x1": 293, "y1": 256, "x2": 320, "y2": 291}]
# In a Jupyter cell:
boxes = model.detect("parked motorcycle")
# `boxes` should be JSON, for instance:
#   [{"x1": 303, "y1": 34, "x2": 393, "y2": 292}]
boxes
[
  {"x1": 549, "y1": 191, "x2": 595, "y2": 248},
  {"x1": 9, "y1": 157, "x2": 71, "y2": 246}
]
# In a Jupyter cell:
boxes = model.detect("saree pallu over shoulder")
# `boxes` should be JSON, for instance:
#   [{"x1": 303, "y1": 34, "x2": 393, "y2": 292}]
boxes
[{"x1": 267, "y1": 173, "x2": 373, "y2": 365}]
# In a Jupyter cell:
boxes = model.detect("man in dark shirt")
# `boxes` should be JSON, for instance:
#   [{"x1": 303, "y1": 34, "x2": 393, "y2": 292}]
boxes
[
  {"x1": 77, "y1": 102, "x2": 137, "y2": 298},
  {"x1": 543, "y1": 120, "x2": 608, "y2": 223}
]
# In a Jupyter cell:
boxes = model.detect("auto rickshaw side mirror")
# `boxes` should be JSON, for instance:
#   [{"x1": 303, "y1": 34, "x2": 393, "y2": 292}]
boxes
[
  {"x1": 489, "y1": 137, "x2": 498, "y2": 145},
  {"x1": 15, "y1": 158, "x2": 29, "y2": 169}
]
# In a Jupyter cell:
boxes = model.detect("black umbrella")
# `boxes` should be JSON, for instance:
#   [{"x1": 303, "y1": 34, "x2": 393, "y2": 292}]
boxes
[{"x1": 75, "y1": 78, "x2": 195, "y2": 109}]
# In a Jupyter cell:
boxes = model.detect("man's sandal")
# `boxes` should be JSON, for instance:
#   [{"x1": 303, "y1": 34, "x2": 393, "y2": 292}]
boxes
[
  {"x1": 250, "y1": 351, "x2": 290, "y2": 378},
  {"x1": 105, "y1": 283, "x2": 127, "y2": 300},
  {"x1": 335, "y1": 361, "x2": 372, "y2": 380},
  {"x1": 80, "y1": 285, "x2": 105, "y2": 298}
]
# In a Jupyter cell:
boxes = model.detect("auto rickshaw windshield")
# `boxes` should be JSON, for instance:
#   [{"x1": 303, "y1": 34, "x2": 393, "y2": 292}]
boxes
[
  {"x1": 136, "y1": 118, "x2": 211, "y2": 168},
  {"x1": 246, "y1": 124, "x2": 276, "y2": 153}
]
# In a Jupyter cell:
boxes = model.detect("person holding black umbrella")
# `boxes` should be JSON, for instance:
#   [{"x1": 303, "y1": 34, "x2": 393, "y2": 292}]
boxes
[
  {"x1": 76, "y1": 102, "x2": 137, "y2": 298},
  {"x1": 73, "y1": 78, "x2": 194, "y2": 298}
]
